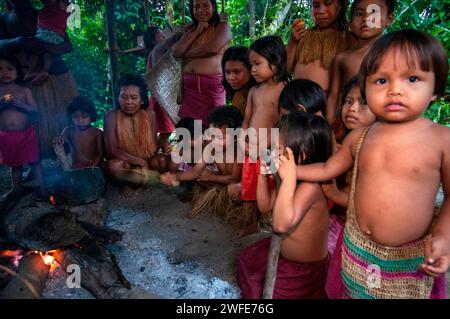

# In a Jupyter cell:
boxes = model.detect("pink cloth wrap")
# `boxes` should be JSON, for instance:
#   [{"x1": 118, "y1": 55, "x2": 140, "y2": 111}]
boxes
[
  {"x1": 237, "y1": 237, "x2": 330, "y2": 299},
  {"x1": 0, "y1": 125, "x2": 40, "y2": 166},
  {"x1": 178, "y1": 73, "x2": 225, "y2": 125}
]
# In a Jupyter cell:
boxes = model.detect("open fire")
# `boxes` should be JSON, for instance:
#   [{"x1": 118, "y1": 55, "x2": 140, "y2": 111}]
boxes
[
  {"x1": 1, "y1": 249, "x2": 61, "y2": 273},
  {"x1": 35, "y1": 250, "x2": 60, "y2": 272}
]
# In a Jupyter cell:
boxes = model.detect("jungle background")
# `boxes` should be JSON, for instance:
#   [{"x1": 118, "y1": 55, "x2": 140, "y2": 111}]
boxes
[{"x1": 1, "y1": 0, "x2": 449, "y2": 127}]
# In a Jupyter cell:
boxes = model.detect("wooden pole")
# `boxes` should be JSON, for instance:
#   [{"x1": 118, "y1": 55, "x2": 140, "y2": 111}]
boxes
[
  {"x1": 221, "y1": 0, "x2": 225, "y2": 13},
  {"x1": 261, "y1": 233, "x2": 282, "y2": 299},
  {"x1": 261, "y1": 165, "x2": 283, "y2": 299},
  {"x1": 104, "y1": 0, "x2": 120, "y2": 108}
]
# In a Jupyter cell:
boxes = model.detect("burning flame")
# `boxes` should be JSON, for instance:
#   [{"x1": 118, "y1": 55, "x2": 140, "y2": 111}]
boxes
[
  {"x1": 33, "y1": 250, "x2": 61, "y2": 272},
  {"x1": 49, "y1": 195, "x2": 56, "y2": 206},
  {"x1": 0, "y1": 250, "x2": 23, "y2": 267}
]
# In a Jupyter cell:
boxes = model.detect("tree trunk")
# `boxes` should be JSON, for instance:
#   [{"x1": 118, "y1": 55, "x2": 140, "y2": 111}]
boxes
[
  {"x1": 268, "y1": 0, "x2": 293, "y2": 34},
  {"x1": 143, "y1": 0, "x2": 152, "y2": 26},
  {"x1": 165, "y1": 0, "x2": 174, "y2": 27},
  {"x1": 249, "y1": 0, "x2": 256, "y2": 40},
  {"x1": 0, "y1": 253, "x2": 49, "y2": 299},
  {"x1": 104, "y1": 0, "x2": 120, "y2": 108}
]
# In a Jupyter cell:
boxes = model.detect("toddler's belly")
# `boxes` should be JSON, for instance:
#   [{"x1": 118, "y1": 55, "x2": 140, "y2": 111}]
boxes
[{"x1": 0, "y1": 108, "x2": 30, "y2": 131}]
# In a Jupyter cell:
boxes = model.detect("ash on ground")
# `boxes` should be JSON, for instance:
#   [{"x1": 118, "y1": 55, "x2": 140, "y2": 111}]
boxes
[{"x1": 42, "y1": 184, "x2": 266, "y2": 299}]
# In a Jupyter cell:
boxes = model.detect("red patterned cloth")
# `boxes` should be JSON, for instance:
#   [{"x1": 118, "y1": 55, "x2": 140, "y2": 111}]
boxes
[
  {"x1": 237, "y1": 237, "x2": 329, "y2": 299},
  {"x1": 0, "y1": 125, "x2": 40, "y2": 166},
  {"x1": 37, "y1": 2, "x2": 70, "y2": 37}
]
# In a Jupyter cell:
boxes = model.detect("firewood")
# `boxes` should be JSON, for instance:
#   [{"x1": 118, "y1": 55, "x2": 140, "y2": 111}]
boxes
[{"x1": 0, "y1": 253, "x2": 49, "y2": 299}]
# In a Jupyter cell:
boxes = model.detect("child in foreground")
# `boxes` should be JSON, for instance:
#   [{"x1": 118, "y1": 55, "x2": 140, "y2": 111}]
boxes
[
  {"x1": 282, "y1": 30, "x2": 449, "y2": 298},
  {"x1": 237, "y1": 112, "x2": 333, "y2": 298}
]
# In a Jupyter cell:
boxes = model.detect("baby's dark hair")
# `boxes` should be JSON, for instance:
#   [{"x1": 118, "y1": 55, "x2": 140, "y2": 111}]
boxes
[
  {"x1": 207, "y1": 106, "x2": 243, "y2": 129},
  {"x1": 115, "y1": 74, "x2": 149, "y2": 109},
  {"x1": 189, "y1": 0, "x2": 221, "y2": 27},
  {"x1": 67, "y1": 96, "x2": 98, "y2": 122},
  {"x1": 277, "y1": 112, "x2": 333, "y2": 165},
  {"x1": 359, "y1": 29, "x2": 448, "y2": 101},
  {"x1": 278, "y1": 79, "x2": 326, "y2": 116},
  {"x1": 143, "y1": 26, "x2": 160, "y2": 57},
  {"x1": 351, "y1": 0, "x2": 395, "y2": 17},
  {"x1": 0, "y1": 54, "x2": 24, "y2": 83},
  {"x1": 249, "y1": 35, "x2": 290, "y2": 84},
  {"x1": 221, "y1": 46, "x2": 256, "y2": 101}
]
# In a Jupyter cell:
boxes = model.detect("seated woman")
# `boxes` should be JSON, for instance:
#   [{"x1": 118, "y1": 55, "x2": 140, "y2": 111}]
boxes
[
  {"x1": 104, "y1": 74, "x2": 165, "y2": 193},
  {"x1": 172, "y1": 0, "x2": 231, "y2": 126}
]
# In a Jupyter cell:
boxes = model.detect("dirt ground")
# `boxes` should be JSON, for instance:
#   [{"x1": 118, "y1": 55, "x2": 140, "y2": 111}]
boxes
[{"x1": 0, "y1": 163, "x2": 449, "y2": 299}]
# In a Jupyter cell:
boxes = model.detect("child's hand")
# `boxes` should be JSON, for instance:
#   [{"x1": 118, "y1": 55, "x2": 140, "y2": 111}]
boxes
[
  {"x1": 277, "y1": 147, "x2": 296, "y2": 182},
  {"x1": 53, "y1": 136, "x2": 66, "y2": 146},
  {"x1": 160, "y1": 172, "x2": 179, "y2": 187},
  {"x1": 290, "y1": 20, "x2": 306, "y2": 43},
  {"x1": 260, "y1": 160, "x2": 274, "y2": 176},
  {"x1": 421, "y1": 235, "x2": 450, "y2": 277},
  {"x1": 321, "y1": 180, "x2": 339, "y2": 200},
  {"x1": 227, "y1": 182, "x2": 241, "y2": 202},
  {"x1": 193, "y1": 22, "x2": 208, "y2": 36}
]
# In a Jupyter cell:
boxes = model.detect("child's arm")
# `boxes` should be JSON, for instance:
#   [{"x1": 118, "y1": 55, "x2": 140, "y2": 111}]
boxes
[
  {"x1": 280, "y1": 129, "x2": 361, "y2": 183},
  {"x1": 172, "y1": 23, "x2": 208, "y2": 58},
  {"x1": 256, "y1": 166, "x2": 277, "y2": 213},
  {"x1": 272, "y1": 148, "x2": 321, "y2": 233},
  {"x1": 286, "y1": 22, "x2": 306, "y2": 73},
  {"x1": 14, "y1": 87, "x2": 37, "y2": 113},
  {"x1": 241, "y1": 89, "x2": 253, "y2": 130},
  {"x1": 93, "y1": 129, "x2": 105, "y2": 167},
  {"x1": 184, "y1": 22, "x2": 231, "y2": 59},
  {"x1": 197, "y1": 162, "x2": 242, "y2": 185},
  {"x1": 326, "y1": 54, "x2": 344, "y2": 125},
  {"x1": 321, "y1": 180, "x2": 349, "y2": 208},
  {"x1": 422, "y1": 132, "x2": 450, "y2": 276},
  {"x1": 160, "y1": 162, "x2": 207, "y2": 186}
]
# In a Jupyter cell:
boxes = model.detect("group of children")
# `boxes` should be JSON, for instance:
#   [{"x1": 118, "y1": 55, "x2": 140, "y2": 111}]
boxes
[{"x1": 0, "y1": 0, "x2": 448, "y2": 299}]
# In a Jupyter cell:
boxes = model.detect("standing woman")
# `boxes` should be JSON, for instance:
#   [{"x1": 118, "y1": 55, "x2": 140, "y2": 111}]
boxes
[{"x1": 172, "y1": 0, "x2": 231, "y2": 125}]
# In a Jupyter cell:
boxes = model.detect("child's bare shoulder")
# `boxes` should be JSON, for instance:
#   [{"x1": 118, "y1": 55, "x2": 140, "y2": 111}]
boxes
[{"x1": 342, "y1": 126, "x2": 369, "y2": 157}]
